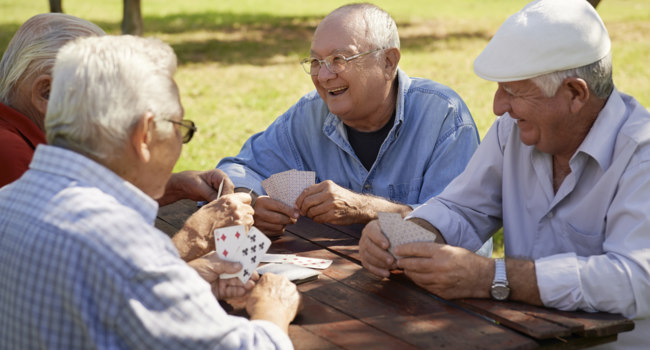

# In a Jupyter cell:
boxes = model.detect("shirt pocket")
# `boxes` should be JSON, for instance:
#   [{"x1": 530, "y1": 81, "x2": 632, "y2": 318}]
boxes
[
  {"x1": 388, "y1": 177, "x2": 423, "y2": 204},
  {"x1": 563, "y1": 221, "x2": 605, "y2": 256}
]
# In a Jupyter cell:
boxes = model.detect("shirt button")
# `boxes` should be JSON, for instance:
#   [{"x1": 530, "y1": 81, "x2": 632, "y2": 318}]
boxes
[
  {"x1": 364, "y1": 183, "x2": 371, "y2": 190},
  {"x1": 546, "y1": 212, "x2": 554, "y2": 219}
]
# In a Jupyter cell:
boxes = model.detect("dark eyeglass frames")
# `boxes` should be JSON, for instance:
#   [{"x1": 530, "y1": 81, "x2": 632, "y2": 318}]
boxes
[{"x1": 166, "y1": 119, "x2": 197, "y2": 144}]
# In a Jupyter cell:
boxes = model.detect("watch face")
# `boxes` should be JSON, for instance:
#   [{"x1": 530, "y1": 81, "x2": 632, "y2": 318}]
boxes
[{"x1": 491, "y1": 284, "x2": 510, "y2": 301}]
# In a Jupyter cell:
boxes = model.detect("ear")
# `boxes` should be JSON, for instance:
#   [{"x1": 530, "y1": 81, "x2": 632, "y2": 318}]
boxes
[
  {"x1": 563, "y1": 77, "x2": 590, "y2": 114},
  {"x1": 382, "y1": 47, "x2": 401, "y2": 80},
  {"x1": 30, "y1": 74, "x2": 51, "y2": 117},
  {"x1": 130, "y1": 112, "x2": 156, "y2": 163}
]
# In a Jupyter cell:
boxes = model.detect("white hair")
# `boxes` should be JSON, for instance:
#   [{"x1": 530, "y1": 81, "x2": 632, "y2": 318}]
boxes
[
  {"x1": 531, "y1": 52, "x2": 614, "y2": 99},
  {"x1": 45, "y1": 35, "x2": 181, "y2": 161},
  {"x1": 330, "y1": 3, "x2": 400, "y2": 51},
  {"x1": 0, "y1": 13, "x2": 105, "y2": 105}
]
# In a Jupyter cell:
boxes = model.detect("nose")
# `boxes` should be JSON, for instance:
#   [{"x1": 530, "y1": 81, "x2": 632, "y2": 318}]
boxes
[
  {"x1": 316, "y1": 63, "x2": 336, "y2": 83},
  {"x1": 493, "y1": 85, "x2": 511, "y2": 117}
]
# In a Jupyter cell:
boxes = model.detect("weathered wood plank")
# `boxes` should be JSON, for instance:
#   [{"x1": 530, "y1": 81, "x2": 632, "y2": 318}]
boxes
[{"x1": 457, "y1": 299, "x2": 634, "y2": 340}]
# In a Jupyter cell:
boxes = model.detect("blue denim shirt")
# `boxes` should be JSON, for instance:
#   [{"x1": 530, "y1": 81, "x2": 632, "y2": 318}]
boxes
[{"x1": 218, "y1": 69, "x2": 479, "y2": 207}]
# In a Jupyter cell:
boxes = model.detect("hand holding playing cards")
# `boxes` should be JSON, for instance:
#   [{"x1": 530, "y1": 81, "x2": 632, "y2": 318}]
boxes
[
  {"x1": 252, "y1": 196, "x2": 298, "y2": 236},
  {"x1": 158, "y1": 169, "x2": 234, "y2": 206},
  {"x1": 187, "y1": 251, "x2": 258, "y2": 299},
  {"x1": 395, "y1": 243, "x2": 492, "y2": 300},
  {"x1": 173, "y1": 192, "x2": 254, "y2": 261},
  {"x1": 295, "y1": 180, "x2": 371, "y2": 225},
  {"x1": 359, "y1": 220, "x2": 397, "y2": 278},
  {"x1": 246, "y1": 273, "x2": 301, "y2": 334}
]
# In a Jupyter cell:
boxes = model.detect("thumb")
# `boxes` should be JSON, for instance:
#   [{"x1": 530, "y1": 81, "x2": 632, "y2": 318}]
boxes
[{"x1": 220, "y1": 260, "x2": 243, "y2": 274}]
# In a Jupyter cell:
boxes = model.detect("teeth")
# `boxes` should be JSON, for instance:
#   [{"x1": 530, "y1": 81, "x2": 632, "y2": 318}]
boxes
[{"x1": 328, "y1": 87, "x2": 346, "y2": 93}]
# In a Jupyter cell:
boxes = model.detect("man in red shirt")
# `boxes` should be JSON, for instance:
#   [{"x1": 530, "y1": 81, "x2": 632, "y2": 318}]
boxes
[{"x1": 0, "y1": 13, "x2": 105, "y2": 187}]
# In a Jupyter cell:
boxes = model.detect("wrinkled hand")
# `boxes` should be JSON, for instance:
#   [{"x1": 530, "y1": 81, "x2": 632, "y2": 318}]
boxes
[
  {"x1": 159, "y1": 169, "x2": 235, "y2": 206},
  {"x1": 252, "y1": 196, "x2": 298, "y2": 237},
  {"x1": 246, "y1": 273, "x2": 301, "y2": 334},
  {"x1": 395, "y1": 243, "x2": 491, "y2": 300},
  {"x1": 295, "y1": 180, "x2": 369, "y2": 225},
  {"x1": 188, "y1": 251, "x2": 258, "y2": 299},
  {"x1": 174, "y1": 192, "x2": 254, "y2": 261},
  {"x1": 359, "y1": 220, "x2": 397, "y2": 278}
]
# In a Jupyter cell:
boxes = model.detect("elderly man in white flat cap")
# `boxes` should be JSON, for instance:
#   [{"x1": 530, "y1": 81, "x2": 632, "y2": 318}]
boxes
[{"x1": 359, "y1": 0, "x2": 649, "y2": 348}]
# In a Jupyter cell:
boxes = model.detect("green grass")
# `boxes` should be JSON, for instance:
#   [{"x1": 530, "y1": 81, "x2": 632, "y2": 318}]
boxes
[{"x1": 2, "y1": 0, "x2": 649, "y2": 256}]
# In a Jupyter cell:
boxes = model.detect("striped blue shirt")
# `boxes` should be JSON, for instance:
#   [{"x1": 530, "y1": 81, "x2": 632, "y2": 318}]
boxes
[{"x1": 0, "y1": 145, "x2": 292, "y2": 349}]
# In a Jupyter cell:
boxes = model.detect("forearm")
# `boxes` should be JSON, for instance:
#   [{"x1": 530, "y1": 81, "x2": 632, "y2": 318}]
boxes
[
  {"x1": 357, "y1": 194, "x2": 412, "y2": 223},
  {"x1": 507, "y1": 258, "x2": 543, "y2": 305}
]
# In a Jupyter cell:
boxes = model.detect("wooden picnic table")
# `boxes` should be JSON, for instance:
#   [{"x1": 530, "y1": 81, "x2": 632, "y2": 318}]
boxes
[{"x1": 156, "y1": 199, "x2": 634, "y2": 349}]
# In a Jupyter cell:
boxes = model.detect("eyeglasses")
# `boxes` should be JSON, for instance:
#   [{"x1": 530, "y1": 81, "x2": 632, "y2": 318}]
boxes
[
  {"x1": 300, "y1": 48, "x2": 383, "y2": 76},
  {"x1": 166, "y1": 119, "x2": 197, "y2": 144}
]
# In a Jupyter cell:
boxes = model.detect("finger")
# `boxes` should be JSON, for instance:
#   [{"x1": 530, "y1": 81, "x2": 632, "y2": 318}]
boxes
[
  {"x1": 364, "y1": 221, "x2": 390, "y2": 250},
  {"x1": 393, "y1": 241, "x2": 439, "y2": 258},
  {"x1": 294, "y1": 183, "x2": 323, "y2": 210},
  {"x1": 219, "y1": 260, "x2": 243, "y2": 274}
]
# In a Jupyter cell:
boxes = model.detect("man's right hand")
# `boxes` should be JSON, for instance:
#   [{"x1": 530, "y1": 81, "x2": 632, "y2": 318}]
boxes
[
  {"x1": 173, "y1": 192, "x2": 254, "y2": 261},
  {"x1": 253, "y1": 196, "x2": 299, "y2": 236},
  {"x1": 246, "y1": 273, "x2": 301, "y2": 334},
  {"x1": 359, "y1": 220, "x2": 396, "y2": 278}
]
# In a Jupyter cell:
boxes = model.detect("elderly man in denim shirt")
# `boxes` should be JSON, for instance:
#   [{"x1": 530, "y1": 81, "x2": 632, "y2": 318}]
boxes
[{"x1": 218, "y1": 4, "x2": 485, "y2": 248}]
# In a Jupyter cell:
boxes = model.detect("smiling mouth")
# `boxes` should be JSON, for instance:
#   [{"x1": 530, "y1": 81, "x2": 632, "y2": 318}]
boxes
[{"x1": 328, "y1": 86, "x2": 347, "y2": 96}]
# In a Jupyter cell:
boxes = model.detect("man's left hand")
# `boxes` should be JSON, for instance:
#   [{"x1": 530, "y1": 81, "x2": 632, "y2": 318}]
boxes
[
  {"x1": 295, "y1": 180, "x2": 370, "y2": 225},
  {"x1": 188, "y1": 251, "x2": 258, "y2": 300},
  {"x1": 395, "y1": 242, "x2": 492, "y2": 300}
]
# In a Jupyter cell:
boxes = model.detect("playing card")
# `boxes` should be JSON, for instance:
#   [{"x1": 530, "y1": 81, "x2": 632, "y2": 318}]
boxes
[
  {"x1": 257, "y1": 263, "x2": 320, "y2": 284},
  {"x1": 262, "y1": 169, "x2": 316, "y2": 207},
  {"x1": 284, "y1": 256, "x2": 332, "y2": 270},
  {"x1": 221, "y1": 226, "x2": 272, "y2": 283},
  {"x1": 214, "y1": 225, "x2": 246, "y2": 260},
  {"x1": 378, "y1": 212, "x2": 437, "y2": 258},
  {"x1": 261, "y1": 253, "x2": 297, "y2": 263}
]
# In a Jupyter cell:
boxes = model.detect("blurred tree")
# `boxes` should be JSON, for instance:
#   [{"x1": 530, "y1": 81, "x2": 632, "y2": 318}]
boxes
[
  {"x1": 588, "y1": 0, "x2": 602, "y2": 7},
  {"x1": 47, "y1": 0, "x2": 143, "y2": 36},
  {"x1": 122, "y1": 0, "x2": 143, "y2": 35},
  {"x1": 49, "y1": 0, "x2": 63, "y2": 12}
]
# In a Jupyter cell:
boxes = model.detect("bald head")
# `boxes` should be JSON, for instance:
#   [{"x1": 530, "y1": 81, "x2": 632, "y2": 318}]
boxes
[{"x1": 316, "y1": 3, "x2": 400, "y2": 51}]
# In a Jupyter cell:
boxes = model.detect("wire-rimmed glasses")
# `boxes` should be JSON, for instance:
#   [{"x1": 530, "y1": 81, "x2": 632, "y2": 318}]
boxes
[{"x1": 300, "y1": 48, "x2": 383, "y2": 76}]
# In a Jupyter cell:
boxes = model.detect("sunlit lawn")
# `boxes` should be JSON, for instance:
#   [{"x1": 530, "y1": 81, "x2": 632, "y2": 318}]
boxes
[{"x1": 2, "y1": 0, "x2": 648, "y2": 256}]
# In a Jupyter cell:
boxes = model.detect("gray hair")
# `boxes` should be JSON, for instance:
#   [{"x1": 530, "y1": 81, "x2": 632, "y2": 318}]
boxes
[
  {"x1": 330, "y1": 3, "x2": 400, "y2": 51},
  {"x1": 531, "y1": 52, "x2": 614, "y2": 99},
  {"x1": 0, "y1": 13, "x2": 105, "y2": 105},
  {"x1": 45, "y1": 35, "x2": 181, "y2": 161}
]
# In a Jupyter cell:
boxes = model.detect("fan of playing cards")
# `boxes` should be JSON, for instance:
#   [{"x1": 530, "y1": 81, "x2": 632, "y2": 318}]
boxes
[
  {"x1": 215, "y1": 225, "x2": 271, "y2": 283},
  {"x1": 262, "y1": 169, "x2": 316, "y2": 207},
  {"x1": 378, "y1": 212, "x2": 438, "y2": 258}
]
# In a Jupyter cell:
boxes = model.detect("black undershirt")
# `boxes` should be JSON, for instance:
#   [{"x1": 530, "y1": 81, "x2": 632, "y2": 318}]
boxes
[{"x1": 345, "y1": 113, "x2": 395, "y2": 171}]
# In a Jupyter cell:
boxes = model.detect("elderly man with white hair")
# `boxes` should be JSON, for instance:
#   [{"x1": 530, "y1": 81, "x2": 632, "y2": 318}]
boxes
[
  {"x1": 0, "y1": 13, "x2": 236, "y2": 210},
  {"x1": 217, "y1": 3, "x2": 493, "y2": 259},
  {"x1": 0, "y1": 35, "x2": 300, "y2": 349},
  {"x1": 360, "y1": 0, "x2": 649, "y2": 348}
]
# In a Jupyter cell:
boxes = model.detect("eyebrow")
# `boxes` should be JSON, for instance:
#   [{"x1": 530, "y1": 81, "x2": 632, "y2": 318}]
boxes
[{"x1": 309, "y1": 48, "x2": 352, "y2": 58}]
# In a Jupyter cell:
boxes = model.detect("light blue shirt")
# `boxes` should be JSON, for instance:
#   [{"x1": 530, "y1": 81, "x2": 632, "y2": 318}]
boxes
[
  {"x1": 410, "y1": 89, "x2": 650, "y2": 349},
  {"x1": 0, "y1": 145, "x2": 292, "y2": 350},
  {"x1": 218, "y1": 69, "x2": 480, "y2": 207}
]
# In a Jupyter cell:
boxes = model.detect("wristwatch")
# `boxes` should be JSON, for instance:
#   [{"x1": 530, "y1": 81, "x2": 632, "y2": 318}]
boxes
[{"x1": 490, "y1": 258, "x2": 510, "y2": 301}]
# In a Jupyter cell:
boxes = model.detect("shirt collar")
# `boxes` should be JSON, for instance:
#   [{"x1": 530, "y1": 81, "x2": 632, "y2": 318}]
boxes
[
  {"x1": 574, "y1": 88, "x2": 627, "y2": 171},
  {"x1": 30, "y1": 144, "x2": 158, "y2": 223},
  {"x1": 0, "y1": 102, "x2": 47, "y2": 148}
]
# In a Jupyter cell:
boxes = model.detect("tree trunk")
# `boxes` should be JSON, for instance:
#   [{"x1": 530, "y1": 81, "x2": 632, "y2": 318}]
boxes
[
  {"x1": 122, "y1": 0, "x2": 143, "y2": 36},
  {"x1": 587, "y1": 0, "x2": 602, "y2": 8},
  {"x1": 49, "y1": 0, "x2": 63, "y2": 13}
]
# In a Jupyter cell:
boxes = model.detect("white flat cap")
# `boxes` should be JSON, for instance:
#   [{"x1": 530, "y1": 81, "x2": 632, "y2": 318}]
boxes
[{"x1": 474, "y1": 0, "x2": 611, "y2": 82}]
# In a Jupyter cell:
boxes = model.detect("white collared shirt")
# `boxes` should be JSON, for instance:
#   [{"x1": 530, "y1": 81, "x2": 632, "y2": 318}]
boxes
[{"x1": 410, "y1": 89, "x2": 650, "y2": 349}]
